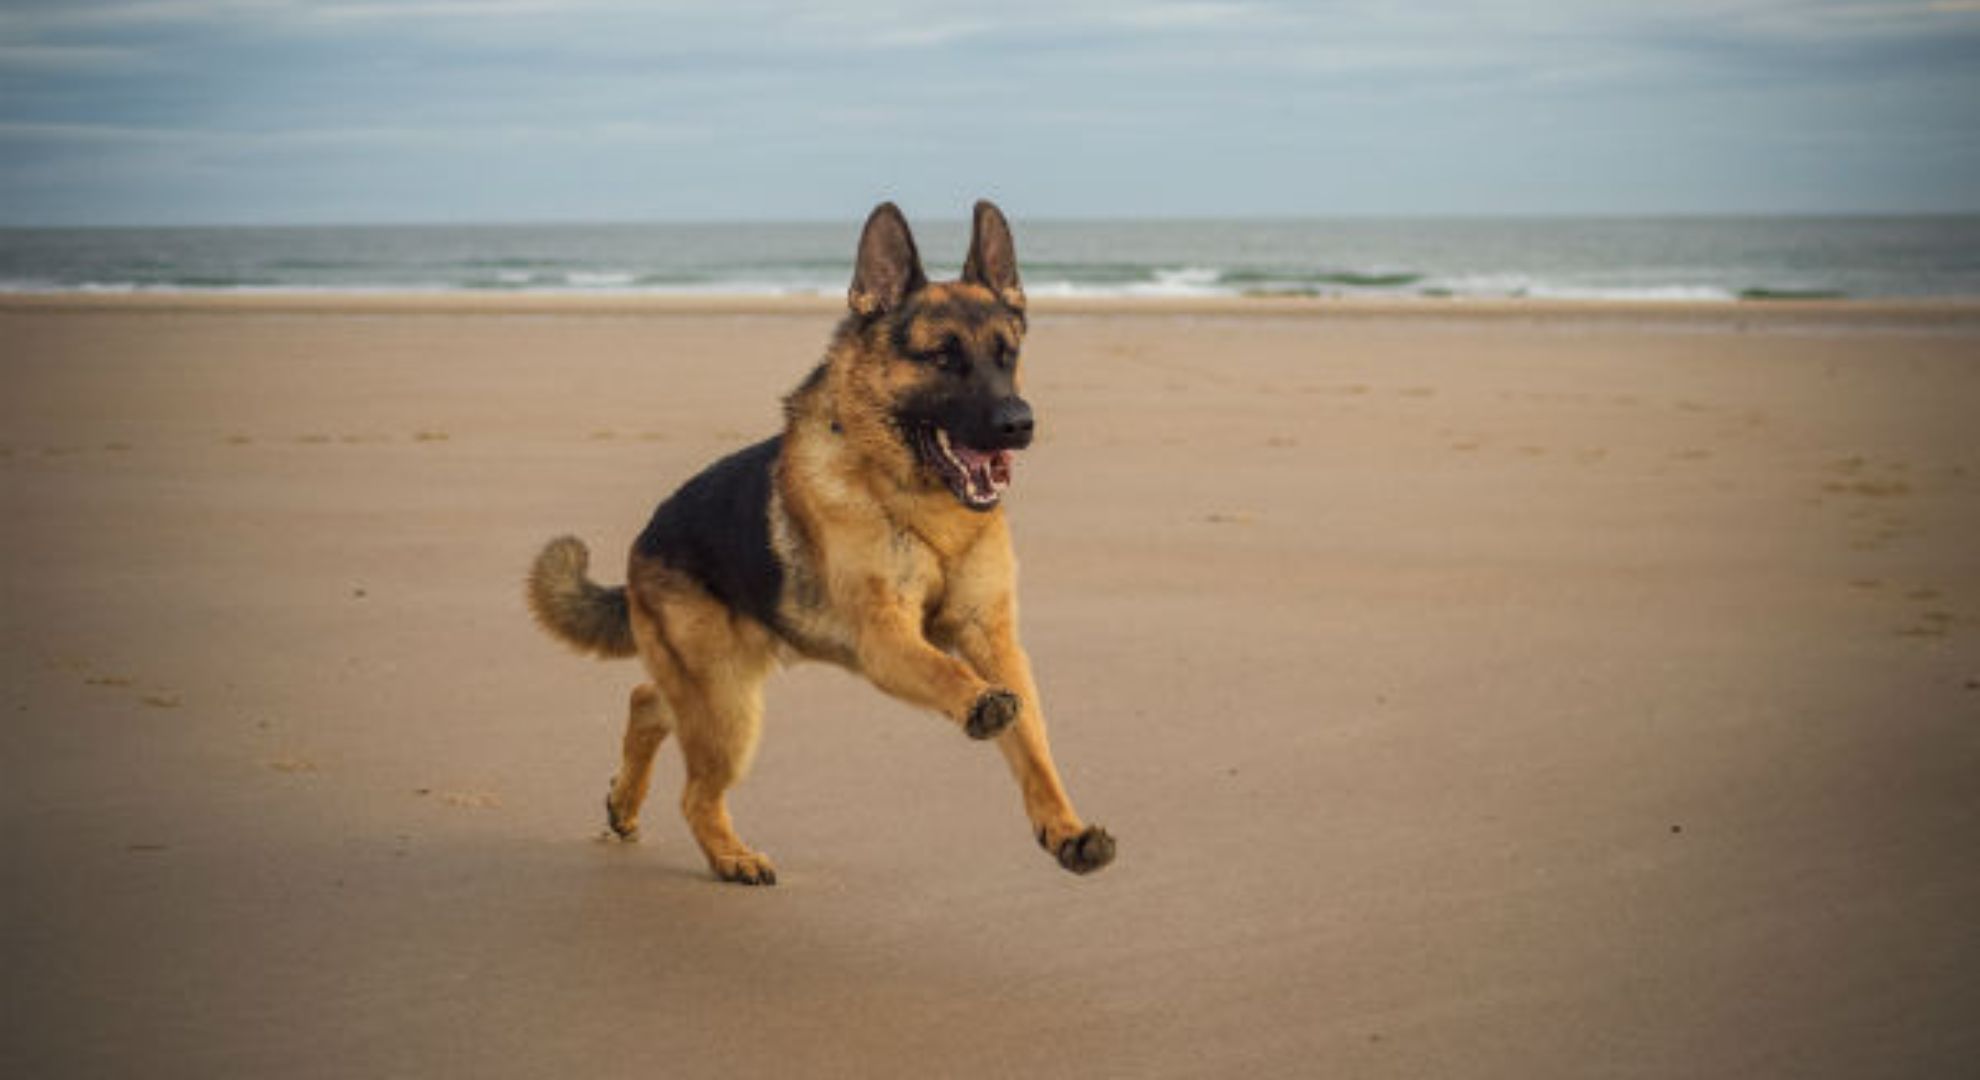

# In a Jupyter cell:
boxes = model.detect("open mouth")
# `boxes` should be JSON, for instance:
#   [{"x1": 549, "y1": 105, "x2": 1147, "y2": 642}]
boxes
[{"x1": 913, "y1": 424, "x2": 1015, "y2": 510}]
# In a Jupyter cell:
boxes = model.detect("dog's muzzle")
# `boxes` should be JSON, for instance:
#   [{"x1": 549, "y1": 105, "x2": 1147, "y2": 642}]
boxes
[{"x1": 916, "y1": 423, "x2": 1019, "y2": 511}]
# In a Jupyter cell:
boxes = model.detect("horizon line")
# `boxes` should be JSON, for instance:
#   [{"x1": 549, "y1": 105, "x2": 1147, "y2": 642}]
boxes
[{"x1": 6, "y1": 208, "x2": 1980, "y2": 230}]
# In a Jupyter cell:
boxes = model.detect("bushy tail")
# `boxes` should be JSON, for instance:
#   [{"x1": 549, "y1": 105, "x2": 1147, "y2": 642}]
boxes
[{"x1": 526, "y1": 536, "x2": 637, "y2": 659}]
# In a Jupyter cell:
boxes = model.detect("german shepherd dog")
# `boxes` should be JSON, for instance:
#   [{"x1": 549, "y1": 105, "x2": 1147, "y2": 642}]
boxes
[{"x1": 526, "y1": 201, "x2": 1114, "y2": 885}]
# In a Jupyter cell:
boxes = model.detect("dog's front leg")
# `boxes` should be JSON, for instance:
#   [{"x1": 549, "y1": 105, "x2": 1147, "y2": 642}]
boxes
[
  {"x1": 854, "y1": 602, "x2": 1021, "y2": 741},
  {"x1": 952, "y1": 603, "x2": 1116, "y2": 876}
]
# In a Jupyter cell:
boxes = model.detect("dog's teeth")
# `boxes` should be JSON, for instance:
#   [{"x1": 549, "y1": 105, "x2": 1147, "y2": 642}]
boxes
[
  {"x1": 935, "y1": 429, "x2": 965, "y2": 472},
  {"x1": 930, "y1": 427, "x2": 1001, "y2": 506}
]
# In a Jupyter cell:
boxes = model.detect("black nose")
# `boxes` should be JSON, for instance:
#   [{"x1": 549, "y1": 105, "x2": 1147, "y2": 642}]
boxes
[{"x1": 992, "y1": 398, "x2": 1035, "y2": 449}]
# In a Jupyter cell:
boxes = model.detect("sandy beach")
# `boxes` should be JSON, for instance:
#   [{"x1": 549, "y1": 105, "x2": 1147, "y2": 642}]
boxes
[{"x1": 3, "y1": 294, "x2": 1976, "y2": 1077}]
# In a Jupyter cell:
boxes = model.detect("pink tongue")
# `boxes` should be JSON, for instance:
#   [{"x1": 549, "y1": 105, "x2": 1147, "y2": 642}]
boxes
[{"x1": 953, "y1": 445, "x2": 1015, "y2": 490}]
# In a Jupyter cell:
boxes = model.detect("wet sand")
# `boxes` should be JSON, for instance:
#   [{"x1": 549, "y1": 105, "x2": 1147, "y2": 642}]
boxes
[{"x1": 3, "y1": 295, "x2": 1977, "y2": 1077}]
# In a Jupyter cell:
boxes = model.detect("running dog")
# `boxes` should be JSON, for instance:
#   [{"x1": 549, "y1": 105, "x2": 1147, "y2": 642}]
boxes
[{"x1": 527, "y1": 200, "x2": 1114, "y2": 885}]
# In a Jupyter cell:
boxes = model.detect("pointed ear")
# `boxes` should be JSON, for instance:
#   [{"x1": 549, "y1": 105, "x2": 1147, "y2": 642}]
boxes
[
  {"x1": 961, "y1": 199, "x2": 1025, "y2": 311},
  {"x1": 848, "y1": 202, "x2": 927, "y2": 318}
]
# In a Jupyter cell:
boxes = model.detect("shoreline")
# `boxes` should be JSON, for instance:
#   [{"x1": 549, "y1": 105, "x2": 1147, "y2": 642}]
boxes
[{"x1": 5, "y1": 289, "x2": 1980, "y2": 325}]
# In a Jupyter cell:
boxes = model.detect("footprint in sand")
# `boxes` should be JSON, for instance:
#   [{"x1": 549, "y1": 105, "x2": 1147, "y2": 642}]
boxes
[
  {"x1": 412, "y1": 430, "x2": 450, "y2": 443},
  {"x1": 439, "y1": 791, "x2": 501, "y2": 809},
  {"x1": 1821, "y1": 455, "x2": 1913, "y2": 497},
  {"x1": 1894, "y1": 615, "x2": 1955, "y2": 639},
  {"x1": 1825, "y1": 478, "x2": 1911, "y2": 498},
  {"x1": 266, "y1": 756, "x2": 318, "y2": 774},
  {"x1": 1887, "y1": 580, "x2": 1963, "y2": 638},
  {"x1": 74, "y1": 668, "x2": 183, "y2": 709},
  {"x1": 1815, "y1": 456, "x2": 1921, "y2": 553}
]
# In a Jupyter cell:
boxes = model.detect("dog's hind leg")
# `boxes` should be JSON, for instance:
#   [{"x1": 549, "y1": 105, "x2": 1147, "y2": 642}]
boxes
[
  {"x1": 669, "y1": 669, "x2": 777, "y2": 885},
  {"x1": 604, "y1": 683, "x2": 672, "y2": 840},
  {"x1": 622, "y1": 577, "x2": 780, "y2": 883},
  {"x1": 634, "y1": 590, "x2": 781, "y2": 885}
]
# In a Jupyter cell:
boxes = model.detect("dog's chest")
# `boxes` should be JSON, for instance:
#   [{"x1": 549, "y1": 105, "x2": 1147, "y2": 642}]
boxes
[{"x1": 767, "y1": 490, "x2": 955, "y2": 664}]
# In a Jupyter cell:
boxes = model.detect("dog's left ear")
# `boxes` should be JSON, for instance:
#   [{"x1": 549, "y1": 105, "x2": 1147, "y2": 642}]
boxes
[
  {"x1": 962, "y1": 199, "x2": 1025, "y2": 312},
  {"x1": 849, "y1": 202, "x2": 928, "y2": 318}
]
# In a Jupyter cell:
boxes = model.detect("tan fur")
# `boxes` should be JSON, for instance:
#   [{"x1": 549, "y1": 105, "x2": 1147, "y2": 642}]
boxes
[{"x1": 620, "y1": 571, "x2": 782, "y2": 883}]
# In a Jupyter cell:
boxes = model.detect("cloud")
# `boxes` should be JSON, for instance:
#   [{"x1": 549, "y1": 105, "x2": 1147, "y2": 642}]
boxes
[
  {"x1": 0, "y1": 121, "x2": 198, "y2": 141},
  {"x1": 0, "y1": 44, "x2": 143, "y2": 70},
  {"x1": 1, "y1": 0, "x2": 1975, "y2": 222},
  {"x1": 1, "y1": 0, "x2": 615, "y2": 30}
]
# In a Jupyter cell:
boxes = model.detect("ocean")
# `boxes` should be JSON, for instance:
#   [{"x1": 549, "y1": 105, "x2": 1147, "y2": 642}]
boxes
[{"x1": 2, "y1": 216, "x2": 1976, "y2": 301}]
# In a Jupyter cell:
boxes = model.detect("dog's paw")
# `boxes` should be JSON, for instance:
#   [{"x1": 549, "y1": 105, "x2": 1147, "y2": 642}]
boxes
[
  {"x1": 603, "y1": 787, "x2": 639, "y2": 841},
  {"x1": 1040, "y1": 824, "x2": 1116, "y2": 875},
  {"x1": 965, "y1": 688, "x2": 1021, "y2": 740},
  {"x1": 712, "y1": 851, "x2": 778, "y2": 886}
]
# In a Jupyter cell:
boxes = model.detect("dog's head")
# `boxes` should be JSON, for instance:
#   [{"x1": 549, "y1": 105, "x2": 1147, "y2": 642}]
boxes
[{"x1": 836, "y1": 200, "x2": 1032, "y2": 512}]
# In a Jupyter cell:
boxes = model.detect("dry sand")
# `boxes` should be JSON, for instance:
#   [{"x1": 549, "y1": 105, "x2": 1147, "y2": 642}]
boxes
[{"x1": 3, "y1": 294, "x2": 1977, "y2": 1077}]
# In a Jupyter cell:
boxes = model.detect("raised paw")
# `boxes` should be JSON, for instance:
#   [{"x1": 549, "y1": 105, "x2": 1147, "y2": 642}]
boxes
[
  {"x1": 603, "y1": 785, "x2": 639, "y2": 840},
  {"x1": 712, "y1": 851, "x2": 778, "y2": 886},
  {"x1": 965, "y1": 688, "x2": 1021, "y2": 740},
  {"x1": 1040, "y1": 824, "x2": 1116, "y2": 875}
]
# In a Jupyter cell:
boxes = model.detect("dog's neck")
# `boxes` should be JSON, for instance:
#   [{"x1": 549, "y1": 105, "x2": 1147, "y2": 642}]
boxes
[
  {"x1": 782, "y1": 348, "x2": 1000, "y2": 551},
  {"x1": 783, "y1": 351, "x2": 909, "y2": 490}
]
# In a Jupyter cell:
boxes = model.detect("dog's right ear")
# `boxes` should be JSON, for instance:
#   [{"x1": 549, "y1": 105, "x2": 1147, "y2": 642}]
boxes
[
  {"x1": 962, "y1": 199, "x2": 1025, "y2": 312},
  {"x1": 848, "y1": 202, "x2": 927, "y2": 318}
]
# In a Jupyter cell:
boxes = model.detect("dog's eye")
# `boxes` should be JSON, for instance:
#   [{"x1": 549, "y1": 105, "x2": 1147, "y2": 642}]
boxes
[
  {"x1": 995, "y1": 342, "x2": 1018, "y2": 370},
  {"x1": 934, "y1": 340, "x2": 966, "y2": 374}
]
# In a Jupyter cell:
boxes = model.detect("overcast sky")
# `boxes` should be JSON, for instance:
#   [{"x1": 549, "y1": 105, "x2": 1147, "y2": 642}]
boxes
[{"x1": 2, "y1": 0, "x2": 1976, "y2": 225}]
